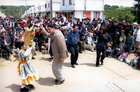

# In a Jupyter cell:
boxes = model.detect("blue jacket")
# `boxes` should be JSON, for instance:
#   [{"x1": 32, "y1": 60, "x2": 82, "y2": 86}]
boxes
[
  {"x1": 112, "y1": 49, "x2": 121, "y2": 56},
  {"x1": 94, "y1": 31, "x2": 112, "y2": 50},
  {"x1": 67, "y1": 29, "x2": 82, "y2": 45}
]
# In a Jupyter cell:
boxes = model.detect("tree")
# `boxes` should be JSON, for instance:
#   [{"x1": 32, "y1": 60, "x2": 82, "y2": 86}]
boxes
[
  {"x1": 134, "y1": 0, "x2": 140, "y2": 23},
  {"x1": 0, "y1": 5, "x2": 33, "y2": 19},
  {"x1": 104, "y1": 5, "x2": 135, "y2": 23}
]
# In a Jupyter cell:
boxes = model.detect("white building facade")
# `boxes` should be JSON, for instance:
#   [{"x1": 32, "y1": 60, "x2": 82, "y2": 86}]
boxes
[
  {"x1": 23, "y1": 0, "x2": 104, "y2": 20},
  {"x1": 60, "y1": 0, "x2": 104, "y2": 20}
]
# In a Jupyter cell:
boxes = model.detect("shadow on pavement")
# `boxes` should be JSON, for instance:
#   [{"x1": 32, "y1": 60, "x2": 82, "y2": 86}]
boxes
[
  {"x1": 39, "y1": 57, "x2": 52, "y2": 62},
  {"x1": 63, "y1": 62, "x2": 71, "y2": 67},
  {"x1": 37, "y1": 77, "x2": 55, "y2": 86},
  {"x1": 5, "y1": 84, "x2": 20, "y2": 92},
  {"x1": 80, "y1": 63, "x2": 97, "y2": 67}
]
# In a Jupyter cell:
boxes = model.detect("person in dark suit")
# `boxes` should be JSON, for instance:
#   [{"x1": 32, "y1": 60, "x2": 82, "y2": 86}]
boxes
[
  {"x1": 0, "y1": 31, "x2": 13, "y2": 60},
  {"x1": 94, "y1": 26, "x2": 112, "y2": 67}
]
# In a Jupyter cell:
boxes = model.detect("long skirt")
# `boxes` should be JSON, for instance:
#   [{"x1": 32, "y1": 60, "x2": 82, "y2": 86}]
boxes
[{"x1": 133, "y1": 40, "x2": 140, "y2": 49}]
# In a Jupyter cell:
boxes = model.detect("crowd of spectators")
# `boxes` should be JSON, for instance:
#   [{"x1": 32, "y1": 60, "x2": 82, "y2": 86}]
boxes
[{"x1": 0, "y1": 15, "x2": 140, "y2": 69}]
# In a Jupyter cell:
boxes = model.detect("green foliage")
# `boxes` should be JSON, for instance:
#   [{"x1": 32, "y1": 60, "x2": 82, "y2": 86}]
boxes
[
  {"x1": 104, "y1": 4, "x2": 135, "y2": 23},
  {"x1": 0, "y1": 5, "x2": 33, "y2": 19}
]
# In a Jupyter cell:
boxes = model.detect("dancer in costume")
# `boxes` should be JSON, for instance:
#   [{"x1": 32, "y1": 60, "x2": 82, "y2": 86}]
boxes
[{"x1": 17, "y1": 42, "x2": 39, "y2": 92}]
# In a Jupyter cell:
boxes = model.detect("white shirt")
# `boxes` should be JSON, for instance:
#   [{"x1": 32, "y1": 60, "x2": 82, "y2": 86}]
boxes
[{"x1": 4, "y1": 38, "x2": 8, "y2": 45}]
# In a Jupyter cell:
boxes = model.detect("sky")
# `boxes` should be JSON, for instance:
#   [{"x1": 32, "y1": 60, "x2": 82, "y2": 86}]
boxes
[{"x1": 0, "y1": 0, "x2": 136, "y2": 7}]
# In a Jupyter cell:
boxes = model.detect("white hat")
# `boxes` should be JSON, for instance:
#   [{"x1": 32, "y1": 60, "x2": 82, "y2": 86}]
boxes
[{"x1": 133, "y1": 22, "x2": 138, "y2": 25}]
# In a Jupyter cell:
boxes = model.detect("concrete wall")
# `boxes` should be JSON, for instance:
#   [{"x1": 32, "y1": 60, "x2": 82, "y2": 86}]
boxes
[
  {"x1": 74, "y1": 11, "x2": 83, "y2": 20},
  {"x1": 61, "y1": 0, "x2": 104, "y2": 11},
  {"x1": 86, "y1": 0, "x2": 104, "y2": 11},
  {"x1": 53, "y1": 3, "x2": 61, "y2": 11},
  {"x1": 41, "y1": 5, "x2": 45, "y2": 12},
  {"x1": 60, "y1": 0, "x2": 75, "y2": 11},
  {"x1": 75, "y1": 0, "x2": 84, "y2": 11},
  {"x1": 100, "y1": 11, "x2": 103, "y2": 19}
]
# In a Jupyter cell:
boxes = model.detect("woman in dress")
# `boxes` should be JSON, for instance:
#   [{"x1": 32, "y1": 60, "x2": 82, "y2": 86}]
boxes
[
  {"x1": 133, "y1": 24, "x2": 140, "y2": 52},
  {"x1": 18, "y1": 42, "x2": 39, "y2": 92}
]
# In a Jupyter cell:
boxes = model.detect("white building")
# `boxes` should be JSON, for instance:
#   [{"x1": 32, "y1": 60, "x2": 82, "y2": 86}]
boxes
[
  {"x1": 22, "y1": 0, "x2": 104, "y2": 20},
  {"x1": 60, "y1": 0, "x2": 104, "y2": 20},
  {"x1": 44, "y1": 0, "x2": 61, "y2": 18}
]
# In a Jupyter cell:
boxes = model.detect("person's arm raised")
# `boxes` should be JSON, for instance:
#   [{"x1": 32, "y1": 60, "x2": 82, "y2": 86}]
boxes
[{"x1": 40, "y1": 24, "x2": 50, "y2": 37}]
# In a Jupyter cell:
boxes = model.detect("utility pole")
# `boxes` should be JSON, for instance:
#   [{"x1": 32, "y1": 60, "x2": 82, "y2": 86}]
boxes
[
  {"x1": 50, "y1": 0, "x2": 53, "y2": 19},
  {"x1": 21, "y1": 8, "x2": 22, "y2": 17},
  {"x1": 26, "y1": 0, "x2": 27, "y2": 16}
]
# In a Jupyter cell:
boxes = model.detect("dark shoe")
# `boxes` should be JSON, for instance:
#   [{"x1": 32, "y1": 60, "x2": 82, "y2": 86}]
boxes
[
  {"x1": 101, "y1": 62, "x2": 103, "y2": 65},
  {"x1": 10, "y1": 51, "x2": 13, "y2": 55},
  {"x1": 49, "y1": 57, "x2": 53, "y2": 60},
  {"x1": 26, "y1": 84, "x2": 34, "y2": 89},
  {"x1": 100, "y1": 60, "x2": 103, "y2": 65},
  {"x1": 75, "y1": 63, "x2": 78, "y2": 65},
  {"x1": 71, "y1": 65, "x2": 75, "y2": 68},
  {"x1": 55, "y1": 79, "x2": 65, "y2": 85},
  {"x1": 6, "y1": 57, "x2": 9, "y2": 60},
  {"x1": 20, "y1": 87, "x2": 29, "y2": 92},
  {"x1": 55, "y1": 79, "x2": 58, "y2": 83},
  {"x1": 32, "y1": 57, "x2": 35, "y2": 59},
  {"x1": 96, "y1": 64, "x2": 100, "y2": 67}
]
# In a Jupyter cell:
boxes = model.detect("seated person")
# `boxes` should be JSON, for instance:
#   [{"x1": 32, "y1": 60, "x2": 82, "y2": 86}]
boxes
[
  {"x1": 0, "y1": 31, "x2": 13, "y2": 60},
  {"x1": 118, "y1": 47, "x2": 129, "y2": 63},
  {"x1": 85, "y1": 32, "x2": 94, "y2": 52},
  {"x1": 106, "y1": 43, "x2": 112, "y2": 57},
  {"x1": 130, "y1": 50, "x2": 139, "y2": 68},
  {"x1": 111, "y1": 46, "x2": 121, "y2": 58},
  {"x1": 15, "y1": 30, "x2": 24, "y2": 52}
]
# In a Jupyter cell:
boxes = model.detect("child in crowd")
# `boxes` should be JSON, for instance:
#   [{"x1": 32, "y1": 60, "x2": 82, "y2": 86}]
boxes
[
  {"x1": 130, "y1": 50, "x2": 139, "y2": 68},
  {"x1": 118, "y1": 47, "x2": 129, "y2": 63},
  {"x1": 111, "y1": 46, "x2": 121, "y2": 58},
  {"x1": 106, "y1": 43, "x2": 112, "y2": 57},
  {"x1": 85, "y1": 32, "x2": 94, "y2": 52},
  {"x1": 119, "y1": 30, "x2": 126, "y2": 51},
  {"x1": 125, "y1": 31, "x2": 134, "y2": 54},
  {"x1": 18, "y1": 42, "x2": 39, "y2": 92}
]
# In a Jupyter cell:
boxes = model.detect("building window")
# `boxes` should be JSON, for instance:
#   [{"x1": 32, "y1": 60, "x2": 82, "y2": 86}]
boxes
[
  {"x1": 69, "y1": 0, "x2": 72, "y2": 5},
  {"x1": 63, "y1": 0, "x2": 65, "y2": 6},
  {"x1": 94, "y1": 12, "x2": 100, "y2": 18},
  {"x1": 45, "y1": 4, "x2": 47, "y2": 8},
  {"x1": 83, "y1": 11, "x2": 86, "y2": 17},
  {"x1": 48, "y1": 3, "x2": 50, "y2": 8},
  {"x1": 38, "y1": 6, "x2": 41, "y2": 10}
]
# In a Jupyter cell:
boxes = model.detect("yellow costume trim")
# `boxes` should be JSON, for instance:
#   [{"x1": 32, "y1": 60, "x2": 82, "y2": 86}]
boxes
[
  {"x1": 17, "y1": 60, "x2": 28, "y2": 75},
  {"x1": 22, "y1": 75, "x2": 38, "y2": 84}
]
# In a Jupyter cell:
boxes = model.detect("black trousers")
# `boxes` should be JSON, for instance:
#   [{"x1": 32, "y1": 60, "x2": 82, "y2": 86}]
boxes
[
  {"x1": 78, "y1": 41, "x2": 82, "y2": 53},
  {"x1": 2, "y1": 45, "x2": 12, "y2": 59},
  {"x1": 68, "y1": 45, "x2": 79, "y2": 65},
  {"x1": 38, "y1": 41, "x2": 43, "y2": 51},
  {"x1": 96, "y1": 49, "x2": 106, "y2": 66}
]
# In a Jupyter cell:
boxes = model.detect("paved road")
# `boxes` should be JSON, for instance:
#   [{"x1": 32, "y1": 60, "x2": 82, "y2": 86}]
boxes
[{"x1": 0, "y1": 51, "x2": 140, "y2": 92}]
